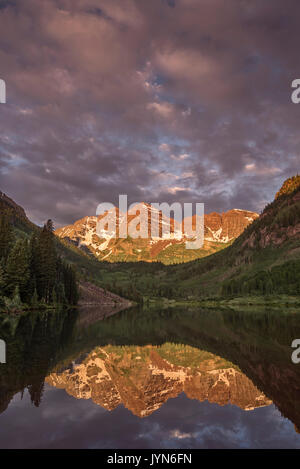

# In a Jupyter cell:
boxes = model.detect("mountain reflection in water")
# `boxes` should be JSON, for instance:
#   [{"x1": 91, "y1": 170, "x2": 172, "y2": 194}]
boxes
[
  {"x1": 0, "y1": 305, "x2": 300, "y2": 448},
  {"x1": 46, "y1": 344, "x2": 271, "y2": 417}
]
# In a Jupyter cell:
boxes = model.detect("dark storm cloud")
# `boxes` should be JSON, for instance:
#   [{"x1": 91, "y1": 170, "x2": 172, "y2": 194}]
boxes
[{"x1": 0, "y1": 0, "x2": 300, "y2": 226}]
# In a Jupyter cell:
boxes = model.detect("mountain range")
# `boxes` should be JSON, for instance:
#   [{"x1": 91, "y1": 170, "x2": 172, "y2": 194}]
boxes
[
  {"x1": 55, "y1": 203, "x2": 258, "y2": 264},
  {"x1": 1, "y1": 175, "x2": 300, "y2": 301}
]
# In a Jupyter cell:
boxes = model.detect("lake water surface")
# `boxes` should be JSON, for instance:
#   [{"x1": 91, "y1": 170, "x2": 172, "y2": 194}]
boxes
[{"x1": 0, "y1": 306, "x2": 300, "y2": 449}]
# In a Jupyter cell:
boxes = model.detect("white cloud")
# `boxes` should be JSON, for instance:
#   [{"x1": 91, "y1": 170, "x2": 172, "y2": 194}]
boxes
[
  {"x1": 167, "y1": 186, "x2": 190, "y2": 194},
  {"x1": 159, "y1": 143, "x2": 171, "y2": 152},
  {"x1": 171, "y1": 153, "x2": 190, "y2": 160},
  {"x1": 170, "y1": 429, "x2": 194, "y2": 440},
  {"x1": 245, "y1": 163, "x2": 281, "y2": 175},
  {"x1": 147, "y1": 101, "x2": 174, "y2": 118}
]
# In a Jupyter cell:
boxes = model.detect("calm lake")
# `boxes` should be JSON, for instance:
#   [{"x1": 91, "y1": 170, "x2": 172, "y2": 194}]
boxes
[{"x1": 0, "y1": 305, "x2": 300, "y2": 449}]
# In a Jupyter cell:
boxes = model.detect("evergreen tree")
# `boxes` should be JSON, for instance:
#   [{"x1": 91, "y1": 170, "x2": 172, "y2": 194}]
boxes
[
  {"x1": 5, "y1": 239, "x2": 30, "y2": 301},
  {"x1": 265, "y1": 277, "x2": 273, "y2": 295},
  {"x1": 27, "y1": 380, "x2": 44, "y2": 407},
  {"x1": 0, "y1": 212, "x2": 14, "y2": 261},
  {"x1": 27, "y1": 234, "x2": 39, "y2": 298},
  {"x1": 12, "y1": 285, "x2": 22, "y2": 307},
  {"x1": 0, "y1": 216, "x2": 79, "y2": 309},
  {"x1": 0, "y1": 260, "x2": 6, "y2": 297},
  {"x1": 52, "y1": 287, "x2": 57, "y2": 305},
  {"x1": 56, "y1": 282, "x2": 66, "y2": 304},
  {"x1": 31, "y1": 287, "x2": 39, "y2": 307},
  {"x1": 4, "y1": 285, "x2": 22, "y2": 312},
  {"x1": 36, "y1": 220, "x2": 56, "y2": 303}
]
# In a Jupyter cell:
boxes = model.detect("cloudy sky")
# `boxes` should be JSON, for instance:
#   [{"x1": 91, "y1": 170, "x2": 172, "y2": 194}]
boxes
[{"x1": 0, "y1": 0, "x2": 299, "y2": 227}]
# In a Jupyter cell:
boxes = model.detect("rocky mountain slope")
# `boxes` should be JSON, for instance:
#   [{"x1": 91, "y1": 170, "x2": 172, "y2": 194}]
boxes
[
  {"x1": 46, "y1": 344, "x2": 271, "y2": 417},
  {"x1": 55, "y1": 203, "x2": 258, "y2": 264},
  {"x1": 151, "y1": 176, "x2": 300, "y2": 298},
  {"x1": 77, "y1": 282, "x2": 132, "y2": 325},
  {"x1": 0, "y1": 191, "x2": 36, "y2": 234},
  {"x1": 0, "y1": 191, "x2": 27, "y2": 219}
]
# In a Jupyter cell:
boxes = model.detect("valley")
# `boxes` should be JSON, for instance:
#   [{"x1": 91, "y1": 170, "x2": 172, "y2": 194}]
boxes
[{"x1": 1, "y1": 176, "x2": 300, "y2": 308}]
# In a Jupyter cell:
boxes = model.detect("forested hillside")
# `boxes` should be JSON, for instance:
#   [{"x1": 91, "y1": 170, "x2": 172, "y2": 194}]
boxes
[{"x1": 0, "y1": 212, "x2": 78, "y2": 313}]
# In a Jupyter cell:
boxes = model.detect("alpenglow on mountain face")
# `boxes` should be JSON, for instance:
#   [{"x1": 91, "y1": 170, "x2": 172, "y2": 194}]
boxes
[
  {"x1": 46, "y1": 344, "x2": 271, "y2": 417},
  {"x1": 55, "y1": 203, "x2": 258, "y2": 264}
]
